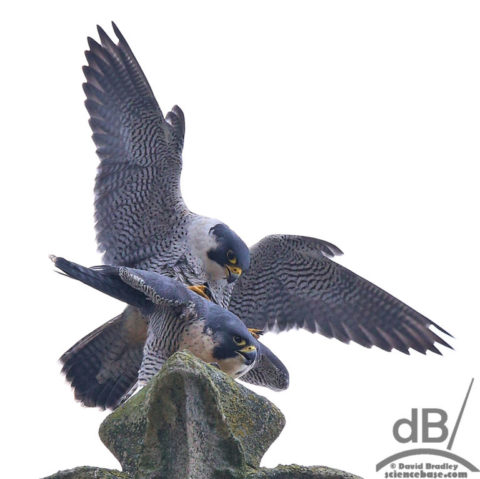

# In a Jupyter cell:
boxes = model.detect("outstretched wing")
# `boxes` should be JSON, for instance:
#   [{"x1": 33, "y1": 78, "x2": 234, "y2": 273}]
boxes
[
  {"x1": 228, "y1": 235, "x2": 453, "y2": 355},
  {"x1": 60, "y1": 307, "x2": 146, "y2": 410},
  {"x1": 84, "y1": 23, "x2": 189, "y2": 267},
  {"x1": 239, "y1": 341, "x2": 289, "y2": 391}
]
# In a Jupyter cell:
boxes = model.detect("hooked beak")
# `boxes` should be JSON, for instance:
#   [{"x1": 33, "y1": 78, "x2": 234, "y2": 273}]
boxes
[
  {"x1": 237, "y1": 344, "x2": 257, "y2": 365},
  {"x1": 225, "y1": 264, "x2": 243, "y2": 283}
]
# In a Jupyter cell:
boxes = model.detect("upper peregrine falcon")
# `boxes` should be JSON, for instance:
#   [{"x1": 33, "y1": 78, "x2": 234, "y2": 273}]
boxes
[
  {"x1": 59, "y1": 24, "x2": 452, "y2": 408},
  {"x1": 84, "y1": 24, "x2": 249, "y2": 306}
]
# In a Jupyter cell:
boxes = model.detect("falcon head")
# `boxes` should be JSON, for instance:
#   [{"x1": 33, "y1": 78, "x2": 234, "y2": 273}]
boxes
[
  {"x1": 207, "y1": 308, "x2": 258, "y2": 378},
  {"x1": 206, "y1": 223, "x2": 250, "y2": 283}
]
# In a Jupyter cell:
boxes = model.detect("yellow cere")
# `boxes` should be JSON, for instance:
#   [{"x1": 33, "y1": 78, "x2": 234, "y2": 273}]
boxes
[{"x1": 227, "y1": 265, "x2": 242, "y2": 276}]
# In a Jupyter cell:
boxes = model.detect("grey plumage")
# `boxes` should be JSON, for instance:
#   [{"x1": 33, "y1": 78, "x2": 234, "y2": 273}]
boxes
[
  {"x1": 228, "y1": 235, "x2": 452, "y2": 355},
  {"x1": 60, "y1": 307, "x2": 146, "y2": 409},
  {"x1": 58, "y1": 23, "x2": 452, "y2": 409},
  {"x1": 54, "y1": 256, "x2": 288, "y2": 409},
  {"x1": 83, "y1": 23, "x2": 249, "y2": 305},
  {"x1": 85, "y1": 29, "x2": 187, "y2": 269},
  {"x1": 61, "y1": 23, "x2": 255, "y2": 407}
]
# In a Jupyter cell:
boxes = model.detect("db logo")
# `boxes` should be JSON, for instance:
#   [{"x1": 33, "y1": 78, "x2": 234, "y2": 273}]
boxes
[
  {"x1": 393, "y1": 408, "x2": 448, "y2": 443},
  {"x1": 375, "y1": 379, "x2": 478, "y2": 474}
]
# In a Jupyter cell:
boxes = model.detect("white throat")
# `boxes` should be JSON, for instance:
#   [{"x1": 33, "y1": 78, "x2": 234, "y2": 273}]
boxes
[{"x1": 188, "y1": 217, "x2": 226, "y2": 281}]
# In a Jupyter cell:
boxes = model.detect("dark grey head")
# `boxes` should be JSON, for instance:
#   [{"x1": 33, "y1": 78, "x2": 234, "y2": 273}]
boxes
[
  {"x1": 207, "y1": 224, "x2": 250, "y2": 283},
  {"x1": 206, "y1": 306, "x2": 258, "y2": 377}
]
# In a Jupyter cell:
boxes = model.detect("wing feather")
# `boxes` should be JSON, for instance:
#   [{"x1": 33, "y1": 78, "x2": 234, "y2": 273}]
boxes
[
  {"x1": 229, "y1": 235, "x2": 452, "y2": 355},
  {"x1": 83, "y1": 24, "x2": 189, "y2": 267},
  {"x1": 60, "y1": 307, "x2": 146, "y2": 410}
]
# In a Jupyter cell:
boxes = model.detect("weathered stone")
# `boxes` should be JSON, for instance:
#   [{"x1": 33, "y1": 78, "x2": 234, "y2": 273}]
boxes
[
  {"x1": 42, "y1": 466, "x2": 127, "y2": 479},
  {"x1": 43, "y1": 352, "x2": 363, "y2": 479},
  {"x1": 247, "y1": 465, "x2": 362, "y2": 479},
  {"x1": 99, "y1": 351, "x2": 285, "y2": 478}
]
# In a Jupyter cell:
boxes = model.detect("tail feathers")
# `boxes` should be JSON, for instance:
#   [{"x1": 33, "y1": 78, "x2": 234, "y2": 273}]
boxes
[
  {"x1": 60, "y1": 306, "x2": 147, "y2": 410},
  {"x1": 51, "y1": 256, "x2": 152, "y2": 312}
]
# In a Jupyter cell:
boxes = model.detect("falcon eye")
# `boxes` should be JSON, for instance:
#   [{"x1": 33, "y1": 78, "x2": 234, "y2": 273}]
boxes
[
  {"x1": 226, "y1": 250, "x2": 237, "y2": 265},
  {"x1": 233, "y1": 335, "x2": 246, "y2": 346}
]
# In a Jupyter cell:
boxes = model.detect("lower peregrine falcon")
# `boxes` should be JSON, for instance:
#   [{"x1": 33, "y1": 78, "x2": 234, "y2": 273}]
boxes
[{"x1": 52, "y1": 256, "x2": 288, "y2": 409}]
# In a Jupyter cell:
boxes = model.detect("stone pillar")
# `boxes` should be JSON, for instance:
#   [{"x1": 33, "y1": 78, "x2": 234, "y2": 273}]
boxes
[{"x1": 43, "y1": 352, "x2": 362, "y2": 479}]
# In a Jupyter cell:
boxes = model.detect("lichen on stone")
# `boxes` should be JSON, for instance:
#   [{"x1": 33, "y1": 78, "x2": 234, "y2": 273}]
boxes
[{"x1": 42, "y1": 352, "x2": 363, "y2": 479}]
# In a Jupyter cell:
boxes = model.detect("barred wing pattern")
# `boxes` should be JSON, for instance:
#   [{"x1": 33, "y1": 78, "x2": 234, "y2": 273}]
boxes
[
  {"x1": 228, "y1": 235, "x2": 452, "y2": 355},
  {"x1": 84, "y1": 23, "x2": 189, "y2": 267},
  {"x1": 60, "y1": 307, "x2": 147, "y2": 410}
]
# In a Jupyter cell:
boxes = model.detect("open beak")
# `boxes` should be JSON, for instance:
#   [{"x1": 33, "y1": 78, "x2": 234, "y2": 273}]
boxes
[
  {"x1": 237, "y1": 345, "x2": 257, "y2": 365},
  {"x1": 225, "y1": 264, "x2": 243, "y2": 283}
]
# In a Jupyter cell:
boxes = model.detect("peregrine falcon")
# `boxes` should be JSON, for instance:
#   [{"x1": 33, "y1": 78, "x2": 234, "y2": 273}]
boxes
[
  {"x1": 82, "y1": 23, "x2": 249, "y2": 307},
  {"x1": 58, "y1": 24, "x2": 452, "y2": 408},
  {"x1": 52, "y1": 256, "x2": 288, "y2": 409}
]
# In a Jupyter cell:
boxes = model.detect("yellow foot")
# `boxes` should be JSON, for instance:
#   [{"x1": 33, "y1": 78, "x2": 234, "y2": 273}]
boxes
[
  {"x1": 248, "y1": 328, "x2": 264, "y2": 339},
  {"x1": 188, "y1": 284, "x2": 213, "y2": 301}
]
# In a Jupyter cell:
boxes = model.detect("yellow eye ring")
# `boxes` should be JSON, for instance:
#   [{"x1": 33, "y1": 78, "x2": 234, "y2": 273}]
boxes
[
  {"x1": 233, "y1": 335, "x2": 246, "y2": 346},
  {"x1": 226, "y1": 250, "x2": 237, "y2": 264}
]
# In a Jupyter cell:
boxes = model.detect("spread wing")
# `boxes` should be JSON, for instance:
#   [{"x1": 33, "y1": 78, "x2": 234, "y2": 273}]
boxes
[
  {"x1": 84, "y1": 23, "x2": 189, "y2": 267},
  {"x1": 228, "y1": 235, "x2": 453, "y2": 355},
  {"x1": 60, "y1": 307, "x2": 146, "y2": 410}
]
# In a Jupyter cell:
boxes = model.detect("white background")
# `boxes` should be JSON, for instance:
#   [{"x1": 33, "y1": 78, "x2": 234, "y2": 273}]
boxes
[{"x1": 1, "y1": 2, "x2": 479, "y2": 478}]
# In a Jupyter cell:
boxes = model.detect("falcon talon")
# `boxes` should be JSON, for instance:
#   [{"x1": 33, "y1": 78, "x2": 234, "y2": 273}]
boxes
[
  {"x1": 248, "y1": 328, "x2": 264, "y2": 339},
  {"x1": 187, "y1": 284, "x2": 213, "y2": 301}
]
